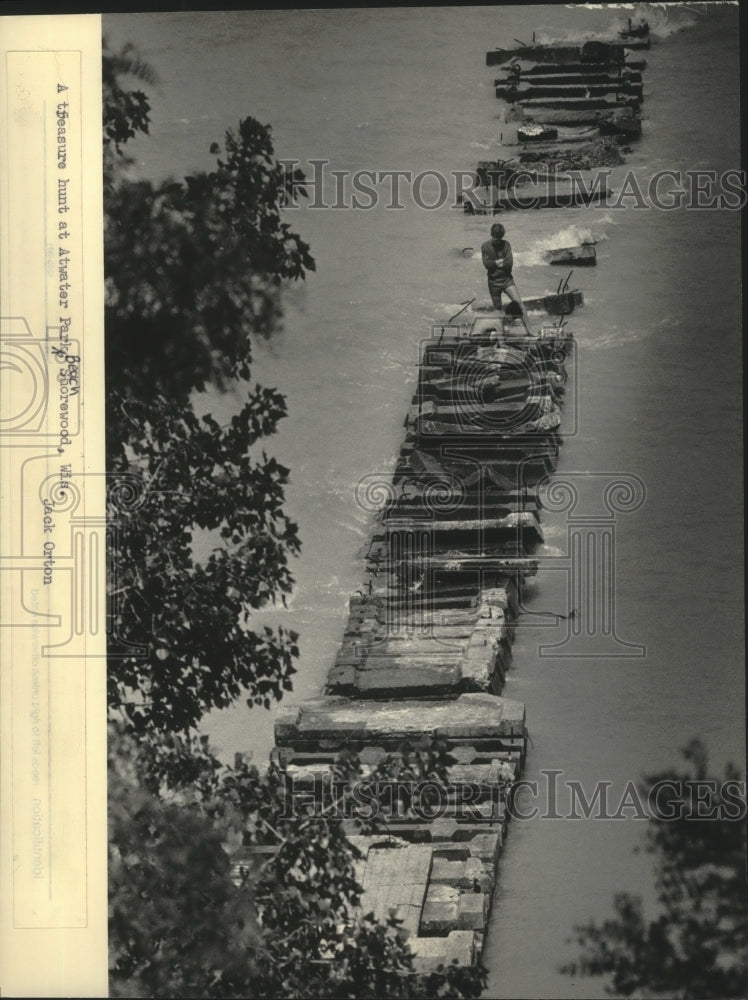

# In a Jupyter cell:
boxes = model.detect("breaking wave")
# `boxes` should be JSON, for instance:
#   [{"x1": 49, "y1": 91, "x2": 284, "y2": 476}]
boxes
[
  {"x1": 626, "y1": 3, "x2": 702, "y2": 40},
  {"x1": 514, "y1": 223, "x2": 609, "y2": 267},
  {"x1": 533, "y1": 26, "x2": 601, "y2": 46},
  {"x1": 575, "y1": 325, "x2": 653, "y2": 350},
  {"x1": 535, "y1": 3, "x2": 701, "y2": 46}
]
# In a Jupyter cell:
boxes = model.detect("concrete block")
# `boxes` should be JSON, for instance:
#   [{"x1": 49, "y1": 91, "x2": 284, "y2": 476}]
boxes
[
  {"x1": 420, "y1": 883, "x2": 461, "y2": 934},
  {"x1": 357, "y1": 843, "x2": 434, "y2": 935},
  {"x1": 324, "y1": 664, "x2": 357, "y2": 692},
  {"x1": 274, "y1": 693, "x2": 526, "y2": 746},
  {"x1": 429, "y1": 818, "x2": 461, "y2": 840},
  {"x1": 452, "y1": 822, "x2": 504, "y2": 843},
  {"x1": 467, "y1": 832, "x2": 502, "y2": 864},
  {"x1": 481, "y1": 585, "x2": 519, "y2": 618},
  {"x1": 449, "y1": 745, "x2": 479, "y2": 764},
  {"x1": 409, "y1": 929, "x2": 479, "y2": 970},
  {"x1": 445, "y1": 762, "x2": 500, "y2": 786},
  {"x1": 392, "y1": 903, "x2": 423, "y2": 936},
  {"x1": 409, "y1": 936, "x2": 448, "y2": 974},
  {"x1": 365, "y1": 638, "x2": 466, "y2": 658},
  {"x1": 460, "y1": 646, "x2": 499, "y2": 690},
  {"x1": 432, "y1": 845, "x2": 470, "y2": 861},
  {"x1": 465, "y1": 856, "x2": 493, "y2": 894},
  {"x1": 421, "y1": 900, "x2": 459, "y2": 935},
  {"x1": 445, "y1": 929, "x2": 476, "y2": 966},
  {"x1": 361, "y1": 887, "x2": 424, "y2": 936},
  {"x1": 458, "y1": 891, "x2": 488, "y2": 930},
  {"x1": 430, "y1": 858, "x2": 471, "y2": 889},
  {"x1": 426, "y1": 883, "x2": 461, "y2": 904},
  {"x1": 355, "y1": 662, "x2": 463, "y2": 695},
  {"x1": 429, "y1": 854, "x2": 492, "y2": 894},
  {"x1": 464, "y1": 799, "x2": 501, "y2": 820},
  {"x1": 273, "y1": 703, "x2": 302, "y2": 742},
  {"x1": 362, "y1": 844, "x2": 433, "y2": 890}
]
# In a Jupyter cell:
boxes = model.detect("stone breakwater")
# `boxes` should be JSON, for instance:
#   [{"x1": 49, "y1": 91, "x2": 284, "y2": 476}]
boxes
[
  {"x1": 234, "y1": 20, "x2": 662, "y2": 979},
  {"x1": 470, "y1": 37, "x2": 650, "y2": 215},
  {"x1": 239, "y1": 308, "x2": 576, "y2": 975}
]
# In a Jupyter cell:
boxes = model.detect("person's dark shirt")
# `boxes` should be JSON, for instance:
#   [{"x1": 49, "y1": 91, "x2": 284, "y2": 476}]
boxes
[{"x1": 481, "y1": 238, "x2": 514, "y2": 283}]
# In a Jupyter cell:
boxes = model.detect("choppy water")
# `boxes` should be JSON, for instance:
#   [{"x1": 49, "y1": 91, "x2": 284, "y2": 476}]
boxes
[{"x1": 106, "y1": 6, "x2": 743, "y2": 997}]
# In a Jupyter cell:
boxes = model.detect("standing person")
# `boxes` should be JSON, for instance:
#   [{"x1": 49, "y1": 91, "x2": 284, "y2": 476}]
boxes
[{"x1": 481, "y1": 222, "x2": 533, "y2": 336}]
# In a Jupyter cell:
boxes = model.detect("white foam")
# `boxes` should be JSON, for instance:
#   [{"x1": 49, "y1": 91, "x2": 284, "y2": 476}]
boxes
[
  {"x1": 515, "y1": 223, "x2": 608, "y2": 267},
  {"x1": 576, "y1": 326, "x2": 651, "y2": 350},
  {"x1": 629, "y1": 3, "x2": 701, "y2": 40},
  {"x1": 538, "y1": 522, "x2": 567, "y2": 541},
  {"x1": 537, "y1": 543, "x2": 566, "y2": 558},
  {"x1": 534, "y1": 26, "x2": 598, "y2": 46},
  {"x1": 536, "y1": 4, "x2": 700, "y2": 46}
]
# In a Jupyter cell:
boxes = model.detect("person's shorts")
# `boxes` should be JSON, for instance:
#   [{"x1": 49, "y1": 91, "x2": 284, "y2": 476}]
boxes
[{"x1": 488, "y1": 276, "x2": 516, "y2": 309}]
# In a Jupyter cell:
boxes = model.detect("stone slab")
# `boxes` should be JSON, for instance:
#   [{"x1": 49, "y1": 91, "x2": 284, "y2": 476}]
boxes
[
  {"x1": 355, "y1": 664, "x2": 463, "y2": 695},
  {"x1": 328, "y1": 588, "x2": 518, "y2": 696},
  {"x1": 430, "y1": 857, "x2": 492, "y2": 892},
  {"x1": 457, "y1": 891, "x2": 488, "y2": 930},
  {"x1": 409, "y1": 930, "x2": 476, "y2": 973},
  {"x1": 421, "y1": 899, "x2": 459, "y2": 935},
  {"x1": 275, "y1": 693, "x2": 526, "y2": 746},
  {"x1": 465, "y1": 832, "x2": 503, "y2": 864},
  {"x1": 359, "y1": 843, "x2": 433, "y2": 936}
]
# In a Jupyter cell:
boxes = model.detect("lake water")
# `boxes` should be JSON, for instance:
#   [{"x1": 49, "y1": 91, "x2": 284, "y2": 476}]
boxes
[{"x1": 105, "y1": 6, "x2": 744, "y2": 997}]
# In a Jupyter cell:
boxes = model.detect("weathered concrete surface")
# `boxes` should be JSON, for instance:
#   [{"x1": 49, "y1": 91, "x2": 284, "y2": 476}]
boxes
[
  {"x1": 278, "y1": 737, "x2": 521, "y2": 769},
  {"x1": 421, "y1": 884, "x2": 489, "y2": 935},
  {"x1": 409, "y1": 930, "x2": 477, "y2": 973},
  {"x1": 458, "y1": 891, "x2": 489, "y2": 930},
  {"x1": 232, "y1": 833, "x2": 499, "y2": 965},
  {"x1": 347, "y1": 584, "x2": 520, "y2": 626},
  {"x1": 399, "y1": 446, "x2": 557, "y2": 488},
  {"x1": 377, "y1": 553, "x2": 538, "y2": 577},
  {"x1": 462, "y1": 831, "x2": 502, "y2": 864},
  {"x1": 409, "y1": 395, "x2": 561, "y2": 424},
  {"x1": 430, "y1": 855, "x2": 493, "y2": 893},
  {"x1": 375, "y1": 501, "x2": 543, "y2": 525},
  {"x1": 381, "y1": 510, "x2": 543, "y2": 537},
  {"x1": 326, "y1": 591, "x2": 515, "y2": 697},
  {"x1": 364, "y1": 591, "x2": 501, "y2": 613},
  {"x1": 415, "y1": 411, "x2": 561, "y2": 438},
  {"x1": 326, "y1": 659, "x2": 464, "y2": 697},
  {"x1": 275, "y1": 693, "x2": 526, "y2": 746},
  {"x1": 346, "y1": 836, "x2": 496, "y2": 955},
  {"x1": 421, "y1": 884, "x2": 461, "y2": 933},
  {"x1": 284, "y1": 759, "x2": 517, "y2": 798},
  {"x1": 359, "y1": 843, "x2": 433, "y2": 936},
  {"x1": 412, "y1": 392, "x2": 561, "y2": 420}
]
